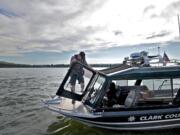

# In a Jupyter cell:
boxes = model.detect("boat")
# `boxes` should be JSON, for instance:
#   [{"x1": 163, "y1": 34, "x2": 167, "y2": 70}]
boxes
[{"x1": 44, "y1": 51, "x2": 180, "y2": 130}]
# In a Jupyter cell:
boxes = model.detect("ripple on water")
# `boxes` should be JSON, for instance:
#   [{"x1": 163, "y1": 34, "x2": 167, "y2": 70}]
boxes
[
  {"x1": 47, "y1": 118, "x2": 180, "y2": 135},
  {"x1": 1, "y1": 68, "x2": 180, "y2": 135}
]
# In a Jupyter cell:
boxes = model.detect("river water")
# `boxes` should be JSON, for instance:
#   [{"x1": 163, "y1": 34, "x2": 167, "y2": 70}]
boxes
[{"x1": 0, "y1": 68, "x2": 180, "y2": 135}]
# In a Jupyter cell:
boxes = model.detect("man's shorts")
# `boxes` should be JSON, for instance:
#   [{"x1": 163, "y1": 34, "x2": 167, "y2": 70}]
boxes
[{"x1": 69, "y1": 74, "x2": 84, "y2": 85}]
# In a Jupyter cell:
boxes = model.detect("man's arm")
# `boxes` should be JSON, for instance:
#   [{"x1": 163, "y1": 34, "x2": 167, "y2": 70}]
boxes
[{"x1": 70, "y1": 57, "x2": 77, "y2": 67}]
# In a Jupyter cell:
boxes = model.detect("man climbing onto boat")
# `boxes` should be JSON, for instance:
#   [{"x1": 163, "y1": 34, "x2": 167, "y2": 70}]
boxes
[{"x1": 69, "y1": 51, "x2": 88, "y2": 93}]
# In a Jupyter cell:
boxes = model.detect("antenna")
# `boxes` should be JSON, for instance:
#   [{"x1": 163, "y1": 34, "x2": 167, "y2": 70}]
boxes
[
  {"x1": 158, "y1": 45, "x2": 160, "y2": 67},
  {"x1": 158, "y1": 45, "x2": 160, "y2": 56},
  {"x1": 178, "y1": 14, "x2": 180, "y2": 39}
]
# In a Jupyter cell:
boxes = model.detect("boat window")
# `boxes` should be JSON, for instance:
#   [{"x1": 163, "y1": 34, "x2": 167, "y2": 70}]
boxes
[
  {"x1": 116, "y1": 80, "x2": 128, "y2": 86},
  {"x1": 142, "y1": 79, "x2": 171, "y2": 91},
  {"x1": 114, "y1": 79, "x2": 172, "y2": 97},
  {"x1": 100, "y1": 78, "x2": 180, "y2": 109},
  {"x1": 63, "y1": 63, "x2": 93, "y2": 95},
  {"x1": 87, "y1": 75, "x2": 106, "y2": 105},
  {"x1": 172, "y1": 78, "x2": 180, "y2": 95},
  {"x1": 173, "y1": 78, "x2": 180, "y2": 90},
  {"x1": 115, "y1": 80, "x2": 137, "y2": 86},
  {"x1": 115, "y1": 79, "x2": 172, "y2": 90},
  {"x1": 128, "y1": 80, "x2": 137, "y2": 86}
]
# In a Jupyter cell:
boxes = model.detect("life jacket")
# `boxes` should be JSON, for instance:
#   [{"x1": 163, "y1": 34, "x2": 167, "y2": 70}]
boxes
[{"x1": 70, "y1": 55, "x2": 84, "y2": 75}]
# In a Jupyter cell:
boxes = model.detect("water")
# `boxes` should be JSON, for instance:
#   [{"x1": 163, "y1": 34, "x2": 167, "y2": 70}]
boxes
[{"x1": 0, "y1": 68, "x2": 180, "y2": 135}]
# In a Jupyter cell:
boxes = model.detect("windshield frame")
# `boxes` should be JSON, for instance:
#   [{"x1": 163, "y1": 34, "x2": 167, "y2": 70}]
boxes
[
  {"x1": 83, "y1": 73, "x2": 108, "y2": 108},
  {"x1": 56, "y1": 62, "x2": 104, "y2": 102}
]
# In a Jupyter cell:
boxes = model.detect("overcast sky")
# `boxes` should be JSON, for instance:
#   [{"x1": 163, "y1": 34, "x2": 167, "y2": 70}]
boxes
[{"x1": 0, "y1": 0, "x2": 180, "y2": 64}]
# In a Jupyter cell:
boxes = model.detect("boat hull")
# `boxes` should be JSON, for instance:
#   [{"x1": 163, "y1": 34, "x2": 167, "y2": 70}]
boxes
[
  {"x1": 46, "y1": 99, "x2": 180, "y2": 130},
  {"x1": 73, "y1": 115, "x2": 180, "y2": 130}
]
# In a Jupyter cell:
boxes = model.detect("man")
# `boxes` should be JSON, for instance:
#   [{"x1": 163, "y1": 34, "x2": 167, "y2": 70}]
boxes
[
  {"x1": 106, "y1": 82, "x2": 117, "y2": 107},
  {"x1": 69, "y1": 51, "x2": 88, "y2": 93}
]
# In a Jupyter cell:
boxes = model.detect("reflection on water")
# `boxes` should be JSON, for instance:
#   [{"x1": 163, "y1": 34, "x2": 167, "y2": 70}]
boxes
[
  {"x1": 47, "y1": 116, "x2": 180, "y2": 135},
  {"x1": 47, "y1": 116, "x2": 113, "y2": 135}
]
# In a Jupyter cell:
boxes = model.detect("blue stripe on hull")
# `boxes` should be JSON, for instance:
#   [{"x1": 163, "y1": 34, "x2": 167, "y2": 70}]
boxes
[{"x1": 74, "y1": 117, "x2": 180, "y2": 130}]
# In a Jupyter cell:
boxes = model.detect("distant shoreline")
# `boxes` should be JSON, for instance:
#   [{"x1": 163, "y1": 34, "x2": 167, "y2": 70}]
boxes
[{"x1": 0, "y1": 62, "x2": 121, "y2": 68}]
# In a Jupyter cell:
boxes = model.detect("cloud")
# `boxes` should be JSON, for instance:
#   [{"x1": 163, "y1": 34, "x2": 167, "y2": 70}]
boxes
[
  {"x1": 160, "y1": 0, "x2": 180, "y2": 19},
  {"x1": 0, "y1": 0, "x2": 108, "y2": 56},
  {"x1": 114, "y1": 30, "x2": 123, "y2": 36},
  {"x1": 0, "y1": 0, "x2": 179, "y2": 59},
  {"x1": 143, "y1": 5, "x2": 155, "y2": 14},
  {"x1": 160, "y1": 1, "x2": 180, "y2": 21},
  {"x1": 0, "y1": 8, "x2": 17, "y2": 17},
  {"x1": 146, "y1": 0, "x2": 180, "y2": 21},
  {"x1": 146, "y1": 30, "x2": 171, "y2": 39}
]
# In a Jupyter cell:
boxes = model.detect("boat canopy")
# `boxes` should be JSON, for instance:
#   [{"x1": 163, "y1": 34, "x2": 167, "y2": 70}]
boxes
[{"x1": 102, "y1": 66, "x2": 180, "y2": 80}]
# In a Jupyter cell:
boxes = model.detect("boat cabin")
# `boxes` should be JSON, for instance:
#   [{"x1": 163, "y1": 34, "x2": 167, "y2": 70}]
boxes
[{"x1": 56, "y1": 62, "x2": 180, "y2": 111}]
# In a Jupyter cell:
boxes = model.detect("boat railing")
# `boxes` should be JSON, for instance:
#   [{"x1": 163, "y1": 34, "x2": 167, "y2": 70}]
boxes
[
  {"x1": 123, "y1": 53, "x2": 180, "y2": 67},
  {"x1": 100, "y1": 64, "x2": 131, "y2": 74}
]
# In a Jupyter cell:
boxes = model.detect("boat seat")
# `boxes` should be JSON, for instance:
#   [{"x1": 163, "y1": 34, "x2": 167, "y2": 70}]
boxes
[
  {"x1": 173, "y1": 88, "x2": 180, "y2": 105},
  {"x1": 116, "y1": 85, "x2": 150, "y2": 105},
  {"x1": 124, "y1": 89, "x2": 140, "y2": 108}
]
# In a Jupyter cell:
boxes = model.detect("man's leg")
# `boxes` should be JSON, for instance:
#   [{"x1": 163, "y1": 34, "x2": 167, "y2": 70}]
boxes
[
  {"x1": 69, "y1": 75, "x2": 77, "y2": 104},
  {"x1": 70, "y1": 83, "x2": 76, "y2": 104},
  {"x1": 79, "y1": 75, "x2": 85, "y2": 92},
  {"x1": 70, "y1": 85, "x2": 75, "y2": 92},
  {"x1": 69, "y1": 74, "x2": 76, "y2": 92},
  {"x1": 80, "y1": 83, "x2": 84, "y2": 92}
]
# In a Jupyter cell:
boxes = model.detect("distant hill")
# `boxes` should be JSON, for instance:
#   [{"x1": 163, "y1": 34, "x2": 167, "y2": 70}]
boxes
[
  {"x1": 0, "y1": 61, "x2": 32, "y2": 68},
  {"x1": 0, "y1": 61, "x2": 15, "y2": 65},
  {"x1": 0, "y1": 61, "x2": 121, "y2": 68}
]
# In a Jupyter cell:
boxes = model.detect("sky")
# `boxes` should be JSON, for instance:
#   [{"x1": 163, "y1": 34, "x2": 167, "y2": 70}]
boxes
[{"x1": 0, "y1": 0, "x2": 180, "y2": 64}]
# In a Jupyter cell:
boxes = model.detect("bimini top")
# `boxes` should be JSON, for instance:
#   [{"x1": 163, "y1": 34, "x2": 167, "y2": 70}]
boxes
[{"x1": 101, "y1": 65, "x2": 180, "y2": 80}]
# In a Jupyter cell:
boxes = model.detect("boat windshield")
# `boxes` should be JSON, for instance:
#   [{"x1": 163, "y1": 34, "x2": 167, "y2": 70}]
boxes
[
  {"x1": 56, "y1": 62, "x2": 95, "y2": 101},
  {"x1": 82, "y1": 74, "x2": 106, "y2": 107}
]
